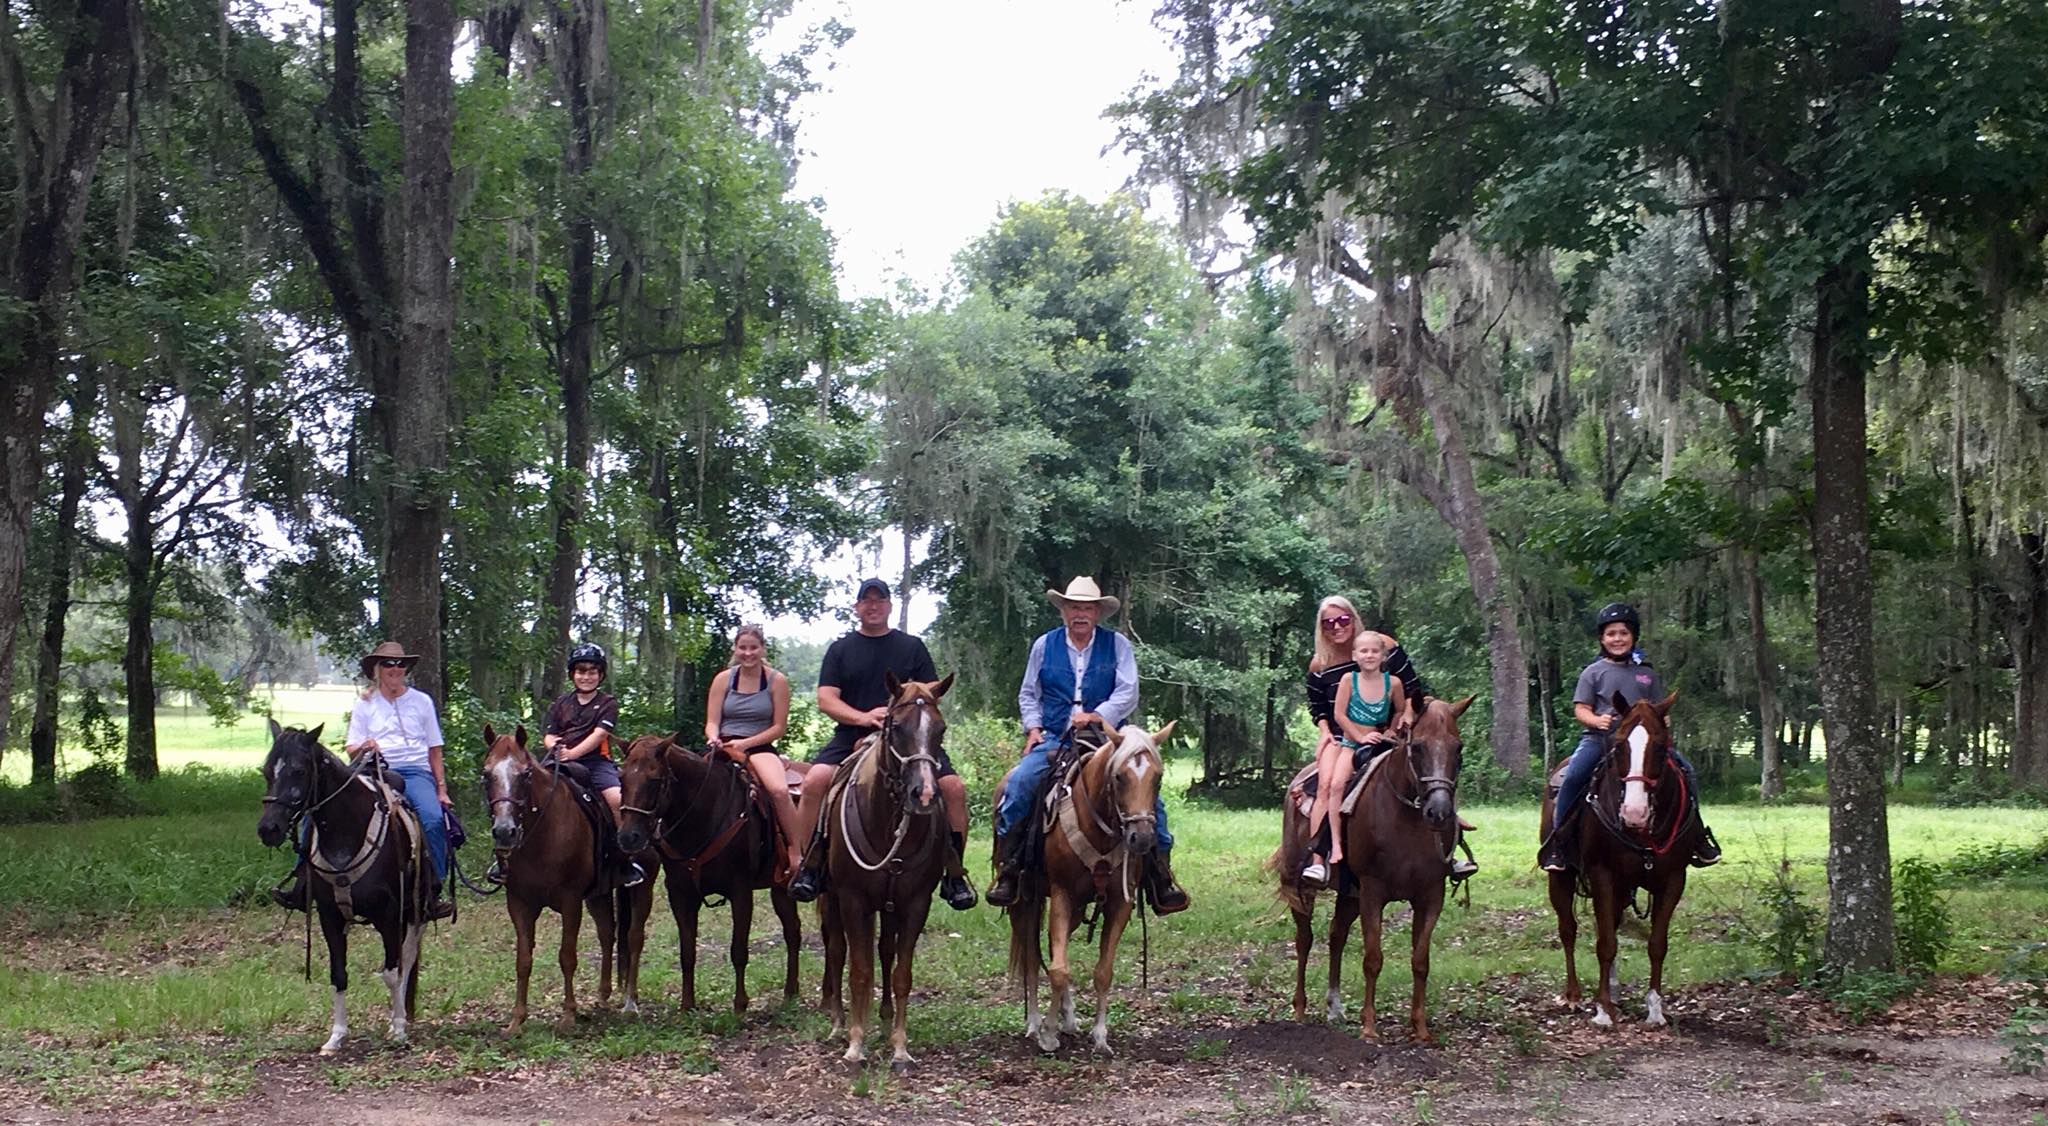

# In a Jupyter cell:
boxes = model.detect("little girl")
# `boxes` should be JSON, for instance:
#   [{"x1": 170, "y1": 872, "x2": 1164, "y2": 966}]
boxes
[{"x1": 1300, "y1": 633, "x2": 1408, "y2": 886}]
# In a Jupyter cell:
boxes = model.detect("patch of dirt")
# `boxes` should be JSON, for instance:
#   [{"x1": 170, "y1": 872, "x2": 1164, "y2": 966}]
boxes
[{"x1": 3, "y1": 974, "x2": 2042, "y2": 1124}]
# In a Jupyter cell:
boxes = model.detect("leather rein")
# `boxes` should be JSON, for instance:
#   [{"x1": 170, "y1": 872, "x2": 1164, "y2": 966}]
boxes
[
  {"x1": 837, "y1": 701, "x2": 945, "y2": 874},
  {"x1": 621, "y1": 747, "x2": 755, "y2": 882}
]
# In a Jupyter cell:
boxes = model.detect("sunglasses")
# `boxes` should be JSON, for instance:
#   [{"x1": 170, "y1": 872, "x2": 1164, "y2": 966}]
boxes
[
  {"x1": 377, "y1": 659, "x2": 411, "y2": 669},
  {"x1": 1320, "y1": 614, "x2": 1353, "y2": 630}
]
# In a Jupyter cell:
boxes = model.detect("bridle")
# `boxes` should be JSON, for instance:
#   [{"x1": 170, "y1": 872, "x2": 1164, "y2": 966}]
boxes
[
  {"x1": 1590, "y1": 717, "x2": 1692, "y2": 864},
  {"x1": 1388, "y1": 728, "x2": 1460, "y2": 813},
  {"x1": 483, "y1": 746, "x2": 555, "y2": 849},
  {"x1": 619, "y1": 741, "x2": 754, "y2": 879},
  {"x1": 838, "y1": 695, "x2": 945, "y2": 874}
]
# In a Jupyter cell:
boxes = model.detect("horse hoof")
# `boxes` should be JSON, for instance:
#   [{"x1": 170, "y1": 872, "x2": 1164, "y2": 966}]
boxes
[
  {"x1": 1035, "y1": 1028, "x2": 1061, "y2": 1053},
  {"x1": 319, "y1": 1043, "x2": 342, "y2": 1056},
  {"x1": 889, "y1": 1054, "x2": 914, "y2": 1074},
  {"x1": 1591, "y1": 1009, "x2": 1614, "y2": 1029},
  {"x1": 1358, "y1": 1028, "x2": 1380, "y2": 1044},
  {"x1": 1091, "y1": 1036, "x2": 1113, "y2": 1056},
  {"x1": 621, "y1": 999, "x2": 639, "y2": 1016},
  {"x1": 842, "y1": 1045, "x2": 865, "y2": 1065}
]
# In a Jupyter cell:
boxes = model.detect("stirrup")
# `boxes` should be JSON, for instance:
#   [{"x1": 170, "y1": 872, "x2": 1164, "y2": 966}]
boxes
[
  {"x1": 1690, "y1": 825, "x2": 1723, "y2": 868},
  {"x1": 485, "y1": 856, "x2": 508, "y2": 885},
  {"x1": 1450, "y1": 857, "x2": 1479, "y2": 882},
  {"x1": 616, "y1": 859, "x2": 647, "y2": 889},
  {"x1": 940, "y1": 871, "x2": 978, "y2": 911}
]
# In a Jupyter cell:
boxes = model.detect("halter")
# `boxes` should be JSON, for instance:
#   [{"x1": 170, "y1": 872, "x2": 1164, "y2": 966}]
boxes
[
  {"x1": 1589, "y1": 720, "x2": 1693, "y2": 867},
  {"x1": 837, "y1": 698, "x2": 944, "y2": 874},
  {"x1": 621, "y1": 743, "x2": 754, "y2": 880},
  {"x1": 1390, "y1": 733, "x2": 1460, "y2": 812},
  {"x1": 482, "y1": 749, "x2": 555, "y2": 849}
]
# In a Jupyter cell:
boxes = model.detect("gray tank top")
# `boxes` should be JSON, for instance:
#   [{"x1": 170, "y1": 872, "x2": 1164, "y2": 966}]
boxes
[{"x1": 719, "y1": 670, "x2": 777, "y2": 740}]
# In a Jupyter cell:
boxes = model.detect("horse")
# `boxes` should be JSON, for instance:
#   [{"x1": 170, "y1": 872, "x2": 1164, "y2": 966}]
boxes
[
  {"x1": 1274, "y1": 694, "x2": 1474, "y2": 1042},
  {"x1": 1542, "y1": 691, "x2": 1695, "y2": 1028},
  {"x1": 481, "y1": 723, "x2": 652, "y2": 1035},
  {"x1": 1004, "y1": 720, "x2": 1176, "y2": 1055},
  {"x1": 816, "y1": 671, "x2": 954, "y2": 1070},
  {"x1": 255, "y1": 720, "x2": 428, "y2": 1055},
  {"x1": 615, "y1": 732, "x2": 802, "y2": 1014}
]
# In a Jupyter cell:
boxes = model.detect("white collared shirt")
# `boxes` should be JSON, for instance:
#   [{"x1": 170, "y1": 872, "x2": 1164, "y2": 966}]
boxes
[{"x1": 345, "y1": 687, "x2": 445, "y2": 770}]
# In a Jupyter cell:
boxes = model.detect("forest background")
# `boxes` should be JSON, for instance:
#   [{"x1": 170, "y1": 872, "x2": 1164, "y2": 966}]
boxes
[{"x1": 1, "y1": 0, "x2": 2045, "y2": 980}]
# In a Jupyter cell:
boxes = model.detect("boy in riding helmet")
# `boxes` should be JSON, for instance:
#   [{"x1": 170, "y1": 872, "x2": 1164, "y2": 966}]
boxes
[
  {"x1": 1538, "y1": 603, "x2": 1721, "y2": 872},
  {"x1": 491, "y1": 642, "x2": 646, "y2": 888}
]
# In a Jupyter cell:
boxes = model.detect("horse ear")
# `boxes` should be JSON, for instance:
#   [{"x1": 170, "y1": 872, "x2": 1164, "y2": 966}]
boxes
[
  {"x1": 885, "y1": 670, "x2": 903, "y2": 697},
  {"x1": 483, "y1": 722, "x2": 498, "y2": 746},
  {"x1": 268, "y1": 717, "x2": 283, "y2": 741},
  {"x1": 1448, "y1": 693, "x2": 1477, "y2": 719},
  {"x1": 307, "y1": 722, "x2": 324, "y2": 743},
  {"x1": 1153, "y1": 719, "x2": 1177, "y2": 746},
  {"x1": 1654, "y1": 691, "x2": 1678, "y2": 718},
  {"x1": 514, "y1": 723, "x2": 528, "y2": 748},
  {"x1": 932, "y1": 672, "x2": 954, "y2": 699},
  {"x1": 1611, "y1": 691, "x2": 1630, "y2": 717}
]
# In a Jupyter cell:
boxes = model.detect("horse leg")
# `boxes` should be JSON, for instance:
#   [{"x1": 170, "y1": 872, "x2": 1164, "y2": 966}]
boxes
[
  {"x1": 1290, "y1": 901, "x2": 1314, "y2": 1021},
  {"x1": 1408, "y1": 888, "x2": 1444, "y2": 1044},
  {"x1": 378, "y1": 917, "x2": 419, "y2": 1045},
  {"x1": 1549, "y1": 870, "x2": 1581, "y2": 1006},
  {"x1": 877, "y1": 912, "x2": 898, "y2": 1032},
  {"x1": 821, "y1": 895, "x2": 846, "y2": 1037},
  {"x1": 1645, "y1": 872, "x2": 1687, "y2": 1028},
  {"x1": 1057, "y1": 898, "x2": 1081, "y2": 1035},
  {"x1": 556, "y1": 901, "x2": 584, "y2": 1034},
  {"x1": 1039, "y1": 890, "x2": 1072, "y2": 1052},
  {"x1": 1089, "y1": 903, "x2": 1133, "y2": 1054},
  {"x1": 1589, "y1": 874, "x2": 1622, "y2": 1028},
  {"x1": 589, "y1": 890, "x2": 617, "y2": 1008},
  {"x1": 1357, "y1": 885, "x2": 1387, "y2": 1042},
  {"x1": 624, "y1": 881, "x2": 656, "y2": 1015},
  {"x1": 729, "y1": 887, "x2": 754, "y2": 1014},
  {"x1": 889, "y1": 897, "x2": 931, "y2": 1072},
  {"x1": 670, "y1": 885, "x2": 702, "y2": 1012},
  {"x1": 771, "y1": 888, "x2": 801, "y2": 1004},
  {"x1": 507, "y1": 895, "x2": 539, "y2": 1037},
  {"x1": 318, "y1": 902, "x2": 349, "y2": 1055},
  {"x1": 842, "y1": 899, "x2": 875, "y2": 1065},
  {"x1": 1327, "y1": 890, "x2": 1358, "y2": 1025},
  {"x1": 1014, "y1": 894, "x2": 1044, "y2": 1043}
]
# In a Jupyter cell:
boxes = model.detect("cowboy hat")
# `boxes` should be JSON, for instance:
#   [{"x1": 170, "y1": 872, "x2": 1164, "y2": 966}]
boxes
[
  {"x1": 1046, "y1": 576, "x2": 1121, "y2": 617},
  {"x1": 358, "y1": 640, "x2": 421, "y2": 679}
]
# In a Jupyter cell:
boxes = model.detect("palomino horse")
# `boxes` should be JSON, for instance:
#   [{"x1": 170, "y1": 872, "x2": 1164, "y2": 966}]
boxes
[
  {"x1": 1275, "y1": 695, "x2": 1474, "y2": 1042},
  {"x1": 1543, "y1": 692, "x2": 1696, "y2": 1028},
  {"x1": 1005, "y1": 721, "x2": 1176, "y2": 1055},
  {"x1": 481, "y1": 724, "x2": 652, "y2": 1035},
  {"x1": 616, "y1": 733, "x2": 802, "y2": 1013},
  {"x1": 256, "y1": 720, "x2": 428, "y2": 1054},
  {"x1": 818, "y1": 671, "x2": 954, "y2": 1070}
]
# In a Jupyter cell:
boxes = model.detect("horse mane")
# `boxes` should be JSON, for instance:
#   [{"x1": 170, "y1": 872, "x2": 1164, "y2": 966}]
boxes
[{"x1": 265, "y1": 725, "x2": 342, "y2": 776}]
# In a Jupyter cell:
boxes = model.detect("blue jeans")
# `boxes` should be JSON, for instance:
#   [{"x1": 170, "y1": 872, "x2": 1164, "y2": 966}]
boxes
[
  {"x1": 391, "y1": 764, "x2": 449, "y2": 880},
  {"x1": 1554, "y1": 733, "x2": 1699, "y2": 826},
  {"x1": 997, "y1": 739, "x2": 1173, "y2": 852}
]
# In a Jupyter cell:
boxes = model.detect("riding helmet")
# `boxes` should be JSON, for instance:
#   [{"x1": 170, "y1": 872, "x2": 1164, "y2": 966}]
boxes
[
  {"x1": 567, "y1": 641, "x2": 608, "y2": 679},
  {"x1": 1594, "y1": 602, "x2": 1641, "y2": 636}
]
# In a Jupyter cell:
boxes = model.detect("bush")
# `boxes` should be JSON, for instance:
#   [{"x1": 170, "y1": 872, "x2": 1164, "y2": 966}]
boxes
[
  {"x1": 1944, "y1": 836, "x2": 2048, "y2": 879},
  {"x1": 1893, "y1": 857, "x2": 1952, "y2": 975},
  {"x1": 1748, "y1": 854, "x2": 1822, "y2": 979}
]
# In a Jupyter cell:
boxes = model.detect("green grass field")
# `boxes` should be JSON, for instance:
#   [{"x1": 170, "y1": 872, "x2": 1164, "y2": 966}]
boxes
[
  {"x1": 0, "y1": 686, "x2": 364, "y2": 784},
  {"x1": 2, "y1": 715, "x2": 2045, "y2": 1109}
]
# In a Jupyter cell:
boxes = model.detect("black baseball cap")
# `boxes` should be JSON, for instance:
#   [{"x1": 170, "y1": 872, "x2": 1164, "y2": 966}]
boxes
[{"x1": 855, "y1": 577, "x2": 891, "y2": 600}]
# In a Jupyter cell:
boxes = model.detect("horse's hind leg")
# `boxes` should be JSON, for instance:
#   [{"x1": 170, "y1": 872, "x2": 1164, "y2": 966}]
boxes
[
  {"x1": 1357, "y1": 886, "x2": 1387, "y2": 1042},
  {"x1": 1089, "y1": 904, "x2": 1133, "y2": 1054},
  {"x1": 1040, "y1": 890, "x2": 1073, "y2": 1052},
  {"x1": 1644, "y1": 873, "x2": 1687, "y2": 1027},
  {"x1": 1408, "y1": 889, "x2": 1444, "y2": 1044},
  {"x1": 624, "y1": 881, "x2": 656, "y2": 1014},
  {"x1": 1549, "y1": 870, "x2": 1581, "y2": 1006},
  {"x1": 378, "y1": 918, "x2": 418, "y2": 1045},
  {"x1": 1327, "y1": 890, "x2": 1358, "y2": 1024},
  {"x1": 1013, "y1": 895, "x2": 1045, "y2": 1043},
  {"x1": 771, "y1": 888, "x2": 801, "y2": 1004},
  {"x1": 1290, "y1": 901, "x2": 1314, "y2": 1021},
  {"x1": 729, "y1": 888, "x2": 754, "y2": 1013},
  {"x1": 670, "y1": 882, "x2": 703, "y2": 1012},
  {"x1": 319, "y1": 903, "x2": 350, "y2": 1054},
  {"x1": 842, "y1": 899, "x2": 876, "y2": 1065},
  {"x1": 557, "y1": 902, "x2": 584, "y2": 1034},
  {"x1": 888, "y1": 898, "x2": 931, "y2": 1072},
  {"x1": 821, "y1": 895, "x2": 846, "y2": 1037}
]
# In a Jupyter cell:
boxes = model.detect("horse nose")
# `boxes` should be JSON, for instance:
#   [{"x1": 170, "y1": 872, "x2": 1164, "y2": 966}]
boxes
[
  {"x1": 257, "y1": 820, "x2": 284, "y2": 848},
  {"x1": 1423, "y1": 795, "x2": 1454, "y2": 830},
  {"x1": 618, "y1": 826, "x2": 645, "y2": 853},
  {"x1": 491, "y1": 818, "x2": 517, "y2": 845},
  {"x1": 1126, "y1": 827, "x2": 1155, "y2": 854}
]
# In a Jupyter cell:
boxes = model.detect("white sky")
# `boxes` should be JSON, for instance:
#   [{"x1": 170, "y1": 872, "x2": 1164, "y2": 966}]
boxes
[{"x1": 757, "y1": 0, "x2": 1182, "y2": 644}]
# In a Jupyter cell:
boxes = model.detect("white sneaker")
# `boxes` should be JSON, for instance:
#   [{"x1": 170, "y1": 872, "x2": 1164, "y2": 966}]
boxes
[{"x1": 1300, "y1": 859, "x2": 1329, "y2": 886}]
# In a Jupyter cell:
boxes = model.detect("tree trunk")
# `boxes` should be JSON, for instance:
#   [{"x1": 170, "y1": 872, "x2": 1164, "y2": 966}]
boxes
[
  {"x1": 121, "y1": 527, "x2": 158, "y2": 780},
  {"x1": 0, "y1": 0, "x2": 137, "y2": 762},
  {"x1": 1810, "y1": 257, "x2": 1894, "y2": 972},
  {"x1": 386, "y1": 0, "x2": 459, "y2": 705},
  {"x1": 28, "y1": 372, "x2": 99, "y2": 783},
  {"x1": 2003, "y1": 531, "x2": 2048, "y2": 787}
]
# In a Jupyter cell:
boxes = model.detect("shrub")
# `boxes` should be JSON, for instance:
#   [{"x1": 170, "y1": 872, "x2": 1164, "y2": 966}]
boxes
[{"x1": 1893, "y1": 857, "x2": 1952, "y2": 975}]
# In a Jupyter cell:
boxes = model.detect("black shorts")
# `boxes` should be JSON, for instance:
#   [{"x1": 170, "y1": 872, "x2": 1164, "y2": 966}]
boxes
[
  {"x1": 811, "y1": 730, "x2": 957, "y2": 778},
  {"x1": 745, "y1": 743, "x2": 780, "y2": 758},
  {"x1": 580, "y1": 756, "x2": 622, "y2": 792}
]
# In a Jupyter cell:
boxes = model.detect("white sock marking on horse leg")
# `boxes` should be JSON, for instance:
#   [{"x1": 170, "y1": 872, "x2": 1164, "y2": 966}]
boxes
[
  {"x1": 322, "y1": 989, "x2": 348, "y2": 1054},
  {"x1": 1645, "y1": 990, "x2": 1666, "y2": 1027},
  {"x1": 1092, "y1": 1005, "x2": 1112, "y2": 1054},
  {"x1": 1061, "y1": 988, "x2": 1078, "y2": 1033},
  {"x1": 1326, "y1": 987, "x2": 1343, "y2": 1024}
]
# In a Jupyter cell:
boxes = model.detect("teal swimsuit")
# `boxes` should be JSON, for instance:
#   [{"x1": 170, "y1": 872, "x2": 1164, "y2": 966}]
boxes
[{"x1": 1342, "y1": 671, "x2": 1393, "y2": 744}]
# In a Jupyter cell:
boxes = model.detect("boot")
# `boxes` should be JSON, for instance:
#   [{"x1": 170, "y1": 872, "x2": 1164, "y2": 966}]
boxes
[
  {"x1": 1538, "y1": 822, "x2": 1575, "y2": 873},
  {"x1": 1450, "y1": 827, "x2": 1479, "y2": 882},
  {"x1": 269, "y1": 861, "x2": 309, "y2": 911},
  {"x1": 425, "y1": 875, "x2": 456, "y2": 921},
  {"x1": 1690, "y1": 824, "x2": 1723, "y2": 868},
  {"x1": 939, "y1": 832, "x2": 977, "y2": 910},
  {"x1": 1144, "y1": 849, "x2": 1190, "y2": 914},
  {"x1": 788, "y1": 827, "x2": 829, "y2": 903},
  {"x1": 984, "y1": 828, "x2": 1029, "y2": 908}
]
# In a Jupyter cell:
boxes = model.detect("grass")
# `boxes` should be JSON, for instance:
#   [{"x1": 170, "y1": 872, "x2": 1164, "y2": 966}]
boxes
[
  {"x1": 0, "y1": 685, "x2": 362, "y2": 785},
  {"x1": 2, "y1": 720, "x2": 2047, "y2": 1109}
]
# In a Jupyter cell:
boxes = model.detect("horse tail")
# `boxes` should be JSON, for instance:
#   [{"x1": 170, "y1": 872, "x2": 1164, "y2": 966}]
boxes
[{"x1": 1006, "y1": 892, "x2": 1043, "y2": 986}]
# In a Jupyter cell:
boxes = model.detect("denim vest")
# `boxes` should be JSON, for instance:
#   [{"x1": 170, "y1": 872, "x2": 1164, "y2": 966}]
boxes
[{"x1": 1037, "y1": 627, "x2": 1120, "y2": 745}]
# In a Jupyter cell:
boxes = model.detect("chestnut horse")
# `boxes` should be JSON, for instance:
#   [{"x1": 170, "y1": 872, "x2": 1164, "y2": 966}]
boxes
[
  {"x1": 1276, "y1": 694, "x2": 1474, "y2": 1042},
  {"x1": 1543, "y1": 692, "x2": 1696, "y2": 1028},
  {"x1": 818, "y1": 672, "x2": 954, "y2": 1070},
  {"x1": 1005, "y1": 721, "x2": 1175, "y2": 1055},
  {"x1": 256, "y1": 721, "x2": 427, "y2": 1054},
  {"x1": 615, "y1": 733, "x2": 802, "y2": 1013},
  {"x1": 481, "y1": 724, "x2": 651, "y2": 1035}
]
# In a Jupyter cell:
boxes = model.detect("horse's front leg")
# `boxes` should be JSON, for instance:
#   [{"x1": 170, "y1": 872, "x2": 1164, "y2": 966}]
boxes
[
  {"x1": 1357, "y1": 886, "x2": 1387, "y2": 1042},
  {"x1": 1089, "y1": 902, "x2": 1134, "y2": 1054},
  {"x1": 1039, "y1": 890, "x2": 1073, "y2": 1052},
  {"x1": 1290, "y1": 902, "x2": 1314, "y2": 1021},
  {"x1": 624, "y1": 881, "x2": 656, "y2": 1015},
  {"x1": 506, "y1": 895, "x2": 539, "y2": 1037},
  {"x1": 770, "y1": 887, "x2": 801, "y2": 1004},
  {"x1": 821, "y1": 894, "x2": 846, "y2": 1037},
  {"x1": 888, "y1": 897, "x2": 932, "y2": 1072},
  {"x1": 1644, "y1": 871, "x2": 1687, "y2": 1028},
  {"x1": 669, "y1": 876, "x2": 702, "y2": 1012},
  {"x1": 318, "y1": 901, "x2": 350, "y2": 1054},
  {"x1": 1589, "y1": 873, "x2": 1623, "y2": 1028},
  {"x1": 377, "y1": 916, "x2": 422, "y2": 1045},
  {"x1": 877, "y1": 911, "x2": 898, "y2": 1031},
  {"x1": 1328, "y1": 889, "x2": 1358, "y2": 1025},
  {"x1": 841, "y1": 898, "x2": 875, "y2": 1065},
  {"x1": 588, "y1": 890, "x2": 617, "y2": 1008},
  {"x1": 729, "y1": 886, "x2": 755, "y2": 1013},
  {"x1": 558, "y1": 900, "x2": 584, "y2": 1034},
  {"x1": 1408, "y1": 888, "x2": 1445, "y2": 1044},
  {"x1": 1549, "y1": 870, "x2": 1581, "y2": 1006}
]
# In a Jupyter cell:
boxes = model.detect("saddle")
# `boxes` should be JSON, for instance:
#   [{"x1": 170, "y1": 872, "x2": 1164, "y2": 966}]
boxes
[
  {"x1": 1287, "y1": 742, "x2": 1390, "y2": 819},
  {"x1": 541, "y1": 757, "x2": 616, "y2": 891},
  {"x1": 310, "y1": 769, "x2": 425, "y2": 921}
]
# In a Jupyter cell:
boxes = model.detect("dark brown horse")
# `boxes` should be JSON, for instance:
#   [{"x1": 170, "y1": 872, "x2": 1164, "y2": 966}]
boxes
[
  {"x1": 818, "y1": 672, "x2": 953, "y2": 1070},
  {"x1": 481, "y1": 724, "x2": 651, "y2": 1035},
  {"x1": 1276, "y1": 695, "x2": 1474, "y2": 1042},
  {"x1": 256, "y1": 720, "x2": 428, "y2": 1054},
  {"x1": 1543, "y1": 692, "x2": 1694, "y2": 1028},
  {"x1": 1005, "y1": 721, "x2": 1174, "y2": 1055},
  {"x1": 615, "y1": 733, "x2": 802, "y2": 1013}
]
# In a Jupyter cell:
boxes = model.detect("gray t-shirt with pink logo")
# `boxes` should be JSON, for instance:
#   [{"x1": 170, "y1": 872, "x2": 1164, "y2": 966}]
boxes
[{"x1": 1573, "y1": 658, "x2": 1667, "y2": 716}]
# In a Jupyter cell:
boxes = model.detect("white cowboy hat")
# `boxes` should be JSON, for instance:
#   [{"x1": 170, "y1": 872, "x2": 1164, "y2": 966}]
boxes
[{"x1": 1046, "y1": 576, "x2": 1121, "y2": 617}]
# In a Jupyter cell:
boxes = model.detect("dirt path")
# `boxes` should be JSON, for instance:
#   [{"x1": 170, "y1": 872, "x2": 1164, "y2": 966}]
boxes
[{"x1": 5, "y1": 977, "x2": 2042, "y2": 1125}]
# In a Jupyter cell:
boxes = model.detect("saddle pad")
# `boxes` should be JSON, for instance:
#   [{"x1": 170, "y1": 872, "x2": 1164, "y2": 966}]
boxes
[
  {"x1": 1288, "y1": 762, "x2": 1318, "y2": 817},
  {"x1": 1338, "y1": 747, "x2": 1394, "y2": 817}
]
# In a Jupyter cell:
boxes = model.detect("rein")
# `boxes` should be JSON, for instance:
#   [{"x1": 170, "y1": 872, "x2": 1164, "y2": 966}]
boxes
[
  {"x1": 623, "y1": 748, "x2": 752, "y2": 881},
  {"x1": 1587, "y1": 734, "x2": 1694, "y2": 869},
  {"x1": 839, "y1": 713, "x2": 943, "y2": 874}
]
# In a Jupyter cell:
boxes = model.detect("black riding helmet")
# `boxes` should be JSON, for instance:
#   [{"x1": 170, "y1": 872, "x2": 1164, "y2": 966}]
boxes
[
  {"x1": 567, "y1": 641, "x2": 608, "y2": 681},
  {"x1": 1594, "y1": 602, "x2": 1640, "y2": 636}
]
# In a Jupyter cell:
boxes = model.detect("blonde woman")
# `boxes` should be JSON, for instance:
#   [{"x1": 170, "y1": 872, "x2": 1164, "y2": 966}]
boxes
[{"x1": 704, "y1": 624, "x2": 801, "y2": 877}]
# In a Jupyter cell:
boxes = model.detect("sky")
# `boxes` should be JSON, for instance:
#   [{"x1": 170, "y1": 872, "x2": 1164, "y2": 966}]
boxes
[{"x1": 756, "y1": 0, "x2": 1183, "y2": 643}]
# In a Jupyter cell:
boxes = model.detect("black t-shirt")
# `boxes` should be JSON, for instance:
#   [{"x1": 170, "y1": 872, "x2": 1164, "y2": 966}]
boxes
[
  {"x1": 545, "y1": 690, "x2": 618, "y2": 759},
  {"x1": 818, "y1": 629, "x2": 937, "y2": 746}
]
